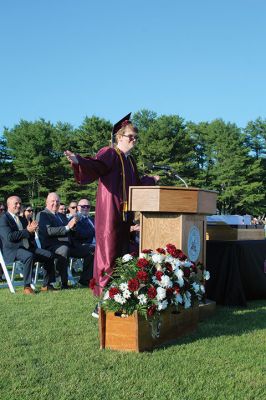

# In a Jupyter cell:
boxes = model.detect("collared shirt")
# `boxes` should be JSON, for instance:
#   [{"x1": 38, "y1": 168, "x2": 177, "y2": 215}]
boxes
[{"x1": 10, "y1": 213, "x2": 30, "y2": 249}]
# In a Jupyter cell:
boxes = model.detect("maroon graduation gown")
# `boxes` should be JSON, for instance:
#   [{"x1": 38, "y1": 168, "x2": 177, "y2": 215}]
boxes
[{"x1": 72, "y1": 146, "x2": 155, "y2": 295}]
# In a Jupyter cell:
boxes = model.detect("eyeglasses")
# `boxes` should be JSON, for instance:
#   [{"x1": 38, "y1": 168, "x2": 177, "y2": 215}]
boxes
[
  {"x1": 121, "y1": 134, "x2": 138, "y2": 141},
  {"x1": 79, "y1": 205, "x2": 90, "y2": 209},
  {"x1": 70, "y1": 206, "x2": 77, "y2": 209}
]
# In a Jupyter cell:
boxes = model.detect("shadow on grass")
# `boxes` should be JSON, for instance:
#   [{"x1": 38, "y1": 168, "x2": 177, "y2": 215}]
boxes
[{"x1": 157, "y1": 300, "x2": 266, "y2": 350}]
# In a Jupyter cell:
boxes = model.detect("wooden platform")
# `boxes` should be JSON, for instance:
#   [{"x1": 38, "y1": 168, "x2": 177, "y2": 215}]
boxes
[{"x1": 99, "y1": 306, "x2": 199, "y2": 352}]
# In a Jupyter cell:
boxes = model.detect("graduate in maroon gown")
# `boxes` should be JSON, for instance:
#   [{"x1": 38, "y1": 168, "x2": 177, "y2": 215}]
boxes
[{"x1": 65, "y1": 114, "x2": 159, "y2": 301}]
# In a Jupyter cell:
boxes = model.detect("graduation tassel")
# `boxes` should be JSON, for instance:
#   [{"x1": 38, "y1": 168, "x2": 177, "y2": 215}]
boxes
[
  {"x1": 115, "y1": 147, "x2": 129, "y2": 222},
  {"x1": 122, "y1": 201, "x2": 128, "y2": 222}
]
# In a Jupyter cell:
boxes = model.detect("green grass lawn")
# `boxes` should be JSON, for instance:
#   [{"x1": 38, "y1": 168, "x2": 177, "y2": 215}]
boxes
[{"x1": 0, "y1": 287, "x2": 265, "y2": 400}]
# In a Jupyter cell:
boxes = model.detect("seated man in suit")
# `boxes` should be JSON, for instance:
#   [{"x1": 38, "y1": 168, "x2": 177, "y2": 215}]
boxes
[
  {"x1": 0, "y1": 196, "x2": 55, "y2": 294},
  {"x1": 37, "y1": 192, "x2": 93, "y2": 288},
  {"x1": 71, "y1": 198, "x2": 95, "y2": 286}
]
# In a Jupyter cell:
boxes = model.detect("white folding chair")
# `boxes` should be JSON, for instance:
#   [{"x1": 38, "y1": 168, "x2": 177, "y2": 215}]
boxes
[
  {"x1": 0, "y1": 235, "x2": 40, "y2": 292},
  {"x1": 69, "y1": 257, "x2": 84, "y2": 273},
  {"x1": 11, "y1": 261, "x2": 24, "y2": 281},
  {"x1": 0, "y1": 249, "x2": 16, "y2": 294},
  {"x1": 33, "y1": 233, "x2": 43, "y2": 284},
  {"x1": 68, "y1": 259, "x2": 77, "y2": 285},
  {"x1": 69, "y1": 257, "x2": 84, "y2": 285}
]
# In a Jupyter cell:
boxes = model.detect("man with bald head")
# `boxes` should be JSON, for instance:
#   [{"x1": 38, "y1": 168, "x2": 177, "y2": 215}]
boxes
[
  {"x1": 0, "y1": 195, "x2": 55, "y2": 294},
  {"x1": 37, "y1": 192, "x2": 88, "y2": 289}
]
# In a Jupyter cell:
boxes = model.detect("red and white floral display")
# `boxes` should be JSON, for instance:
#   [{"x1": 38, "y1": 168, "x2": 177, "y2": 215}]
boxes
[{"x1": 90, "y1": 243, "x2": 210, "y2": 318}]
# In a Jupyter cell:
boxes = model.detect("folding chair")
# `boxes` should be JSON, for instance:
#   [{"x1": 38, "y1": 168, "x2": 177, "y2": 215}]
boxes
[
  {"x1": 69, "y1": 257, "x2": 84, "y2": 273},
  {"x1": 32, "y1": 233, "x2": 43, "y2": 284},
  {"x1": 0, "y1": 249, "x2": 16, "y2": 294},
  {"x1": 0, "y1": 237, "x2": 38, "y2": 292},
  {"x1": 67, "y1": 259, "x2": 78, "y2": 285}
]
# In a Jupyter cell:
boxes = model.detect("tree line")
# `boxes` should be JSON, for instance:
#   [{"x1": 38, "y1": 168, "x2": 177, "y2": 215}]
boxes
[{"x1": 0, "y1": 109, "x2": 265, "y2": 215}]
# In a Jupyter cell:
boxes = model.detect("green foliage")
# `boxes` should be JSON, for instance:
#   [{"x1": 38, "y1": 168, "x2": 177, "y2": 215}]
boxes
[
  {"x1": 244, "y1": 117, "x2": 266, "y2": 159},
  {"x1": 187, "y1": 119, "x2": 265, "y2": 214},
  {"x1": 135, "y1": 113, "x2": 196, "y2": 186},
  {"x1": 3, "y1": 120, "x2": 60, "y2": 206},
  {"x1": 0, "y1": 111, "x2": 265, "y2": 214},
  {"x1": 75, "y1": 115, "x2": 112, "y2": 156},
  {"x1": 132, "y1": 108, "x2": 157, "y2": 131},
  {"x1": 0, "y1": 136, "x2": 14, "y2": 201}
]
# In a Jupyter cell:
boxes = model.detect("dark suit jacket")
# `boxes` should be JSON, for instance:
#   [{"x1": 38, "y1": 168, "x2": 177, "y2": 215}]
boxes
[
  {"x1": 72, "y1": 216, "x2": 95, "y2": 245},
  {"x1": 0, "y1": 212, "x2": 31, "y2": 263},
  {"x1": 37, "y1": 208, "x2": 70, "y2": 249}
]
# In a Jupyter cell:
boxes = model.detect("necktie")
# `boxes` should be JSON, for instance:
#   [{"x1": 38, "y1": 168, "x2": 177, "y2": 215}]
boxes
[{"x1": 14, "y1": 215, "x2": 30, "y2": 249}]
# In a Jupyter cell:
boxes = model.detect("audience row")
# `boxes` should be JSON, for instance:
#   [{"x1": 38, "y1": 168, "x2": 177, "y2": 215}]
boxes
[{"x1": 0, "y1": 194, "x2": 95, "y2": 293}]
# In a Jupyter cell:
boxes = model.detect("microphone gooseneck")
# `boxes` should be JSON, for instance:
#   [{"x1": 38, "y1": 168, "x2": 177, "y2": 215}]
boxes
[{"x1": 145, "y1": 162, "x2": 188, "y2": 188}]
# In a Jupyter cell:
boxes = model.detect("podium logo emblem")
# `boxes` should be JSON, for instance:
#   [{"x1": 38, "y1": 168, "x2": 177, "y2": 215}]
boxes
[{"x1": 188, "y1": 225, "x2": 201, "y2": 262}]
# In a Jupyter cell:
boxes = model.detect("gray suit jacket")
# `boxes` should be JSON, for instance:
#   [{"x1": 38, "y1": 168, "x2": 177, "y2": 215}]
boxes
[{"x1": 37, "y1": 208, "x2": 70, "y2": 249}]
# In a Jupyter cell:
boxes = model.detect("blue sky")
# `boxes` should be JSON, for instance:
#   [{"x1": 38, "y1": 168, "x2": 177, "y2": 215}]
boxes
[{"x1": 1, "y1": 0, "x2": 266, "y2": 131}]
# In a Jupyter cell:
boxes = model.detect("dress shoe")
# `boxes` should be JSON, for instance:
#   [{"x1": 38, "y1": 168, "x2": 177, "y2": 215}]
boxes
[
  {"x1": 61, "y1": 284, "x2": 71, "y2": 290},
  {"x1": 23, "y1": 287, "x2": 35, "y2": 295},
  {"x1": 91, "y1": 304, "x2": 99, "y2": 319}
]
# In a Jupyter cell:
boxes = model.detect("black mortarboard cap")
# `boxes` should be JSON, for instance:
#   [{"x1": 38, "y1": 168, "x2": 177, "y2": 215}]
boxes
[{"x1": 111, "y1": 112, "x2": 131, "y2": 146}]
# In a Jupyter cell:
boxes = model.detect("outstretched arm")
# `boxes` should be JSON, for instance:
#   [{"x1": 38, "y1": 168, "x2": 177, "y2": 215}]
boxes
[
  {"x1": 64, "y1": 147, "x2": 116, "y2": 185},
  {"x1": 64, "y1": 150, "x2": 79, "y2": 165}
]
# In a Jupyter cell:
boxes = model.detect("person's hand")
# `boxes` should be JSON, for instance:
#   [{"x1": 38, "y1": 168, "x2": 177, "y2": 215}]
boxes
[
  {"x1": 153, "y1": 175, "x2": 160, "y2": 182},
  {"x1": 27, "y1": 220, "x2": 38, "y2": 233},
  {"x1": 64, "y1": 150, "x2": 79, "y2": 165},
  {"x1": 67, "y1": 216, "x2": 78, "y2": 230},
  {"x1": 130, "y1": 224, "x2": 140, "y2": 232}
]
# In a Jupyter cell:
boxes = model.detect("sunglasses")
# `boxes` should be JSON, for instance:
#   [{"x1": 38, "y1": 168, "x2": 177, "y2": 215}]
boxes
[
  {"x1": 121, "y1": 134, "x2": 138, "y2": 141},
  {"x1": 26, "y1": 209, "x2": 33, "y2": 212},
  {"x1": 0, "y1": 208, "x2": 5, "y2": 211},
  {"x1": 79, "y1": 205, "x2": 90, "y2": 209},
  {"x1": 70, "y1": 206, "x2": 77, "y2": 209}
]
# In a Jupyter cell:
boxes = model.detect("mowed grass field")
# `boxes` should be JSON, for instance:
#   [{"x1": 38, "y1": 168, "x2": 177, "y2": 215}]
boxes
[{"x1": 0, "y1": 286, "x2": 265, "y2": 400}]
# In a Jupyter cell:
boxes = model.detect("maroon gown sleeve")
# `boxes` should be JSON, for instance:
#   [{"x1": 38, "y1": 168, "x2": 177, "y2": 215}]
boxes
[
  {"x1": 72, "y1": 147, "x2": 117, "y2": 185},
  {"x1": 140, "y1": 175, "x2": 156, "y2": 185}
]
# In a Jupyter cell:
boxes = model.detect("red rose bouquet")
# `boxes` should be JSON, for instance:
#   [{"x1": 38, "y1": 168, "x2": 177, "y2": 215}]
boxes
[{"x1": 99, "y1": 244, "x2": 210, "y2": 318}]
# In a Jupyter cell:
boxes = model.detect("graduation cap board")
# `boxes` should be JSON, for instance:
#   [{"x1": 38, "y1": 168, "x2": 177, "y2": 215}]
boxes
[{"x1": 111, "y1": 112, "x2": 131, "y2": 147}]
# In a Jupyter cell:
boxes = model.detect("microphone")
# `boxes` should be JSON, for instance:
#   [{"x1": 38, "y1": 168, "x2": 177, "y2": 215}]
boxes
[
  {"x1": 144, "y1": 161, "x2": 188, "y2": 188},
  {"x1": 145, "y1": 162, "x2": 172, "y2": 171}
]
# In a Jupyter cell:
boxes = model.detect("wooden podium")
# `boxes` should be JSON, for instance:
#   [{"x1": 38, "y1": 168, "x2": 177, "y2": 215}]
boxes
[{"x1": 128, "y1": 186, "x2": 217, "y2": 265}]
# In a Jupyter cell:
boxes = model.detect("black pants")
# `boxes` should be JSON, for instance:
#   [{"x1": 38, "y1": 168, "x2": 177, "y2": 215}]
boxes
[
  {"x1": 70, "y1": 242, "x2": 94, "y2": 284},
  {"x1": 15, "y1": 247, "x2": 54, "y2": 287},
  {"x1": 48, "y1": 243, "x2": 94, "y2": 286}
]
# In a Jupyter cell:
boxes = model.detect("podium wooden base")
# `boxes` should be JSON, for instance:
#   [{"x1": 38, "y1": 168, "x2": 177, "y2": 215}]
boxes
[{"x1": 99, "y1": 306, "x2": 199, "y2": 352}]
